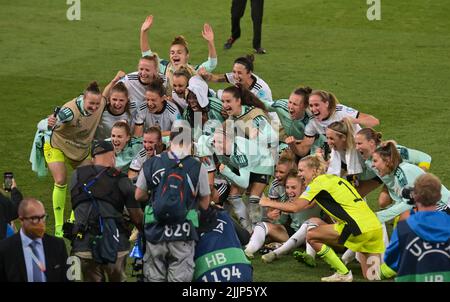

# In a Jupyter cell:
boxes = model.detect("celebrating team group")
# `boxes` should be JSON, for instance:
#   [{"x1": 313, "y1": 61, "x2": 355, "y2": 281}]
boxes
[{"x1": 29, "y1": 15, "x2": 450, "y2": 282}]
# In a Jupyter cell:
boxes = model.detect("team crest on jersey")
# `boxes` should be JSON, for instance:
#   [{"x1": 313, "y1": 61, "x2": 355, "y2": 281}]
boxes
[{"x1": 257, "y1": 90, "x2": 266, "y2": 99}]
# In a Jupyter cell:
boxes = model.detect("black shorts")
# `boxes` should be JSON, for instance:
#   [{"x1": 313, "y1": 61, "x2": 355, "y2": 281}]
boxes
[
  {"x1": 249, "y1": 172, "x2": 271, "y2": 185},
  {"x1": 229, "y1": 166, "x2": 271, "y2": 185},
  {"x1": 285, "y1": 224, "x2": 296, "y2": 237}
]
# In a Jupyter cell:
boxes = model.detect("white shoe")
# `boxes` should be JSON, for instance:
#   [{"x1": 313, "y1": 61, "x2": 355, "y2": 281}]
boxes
[
  {"x1": 261, "y1": 251, "x2": 277, "y2": 263},
  {"x1": 321, "y1": 271, "x2": 353, "y2": 282},
  {"x1": 244, "y1": 249, "x2": 254, "y2": 259}
]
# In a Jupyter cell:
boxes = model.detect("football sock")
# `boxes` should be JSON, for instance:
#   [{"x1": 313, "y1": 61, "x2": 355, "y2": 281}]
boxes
[
  {"x1": 245, "y1": 222, "x2": 268, "y2": 254},
  {"x1": 53, "y1": 183, "x2": 67, "y2": 236},
  {"x1": 318, "y1": 244, "x2": 349, "y2": 275},
  {"x1": 228, "y1": 195, "x2": 251, "y2": 232},
  {"x1": 274, "y1": 222, "x2": 308, "y2": 256}
]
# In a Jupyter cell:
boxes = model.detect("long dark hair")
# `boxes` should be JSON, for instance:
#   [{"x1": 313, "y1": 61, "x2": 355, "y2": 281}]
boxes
[
  {"x1": 234, "y1": 54, "x2": 255, "y2": 72},
  {"x1": 223, "y1": 84, "x2": 267, "y2": 113}
]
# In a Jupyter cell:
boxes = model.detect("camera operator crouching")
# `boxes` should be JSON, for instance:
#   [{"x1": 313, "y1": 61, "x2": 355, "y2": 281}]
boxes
[
  {"x1": 381, "y1": 173, "x2": 450, "y2": 282},
  {"x1": 66, "y1": 140, "x2": 143, "y2": 282}
]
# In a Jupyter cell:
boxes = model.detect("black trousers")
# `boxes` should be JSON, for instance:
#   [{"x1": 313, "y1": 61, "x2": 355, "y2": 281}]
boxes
[{"x1": 230, "y1": 0, "x2": 264, "y2": 49}]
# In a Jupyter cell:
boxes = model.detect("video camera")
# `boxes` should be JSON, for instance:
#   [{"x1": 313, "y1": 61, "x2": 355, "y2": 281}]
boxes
[{"x1": 401, "y1": 187, "x2": 415, "y2": 205}]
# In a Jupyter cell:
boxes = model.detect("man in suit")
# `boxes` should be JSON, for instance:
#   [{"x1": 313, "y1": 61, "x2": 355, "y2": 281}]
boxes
[{"x1": 0, "y1": 198, "x2": 68, "y2": 282}]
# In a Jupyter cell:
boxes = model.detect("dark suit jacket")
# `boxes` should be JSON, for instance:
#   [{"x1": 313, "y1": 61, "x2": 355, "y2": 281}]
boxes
[{"x1": 0, "y1": 233, "x2": 68, "y2": 282}]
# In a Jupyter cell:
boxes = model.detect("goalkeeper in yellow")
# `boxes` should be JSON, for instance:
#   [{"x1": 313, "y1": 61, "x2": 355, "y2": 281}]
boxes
[{"x1": 260, "y1": 155, "x2": 384, "y2": 282}]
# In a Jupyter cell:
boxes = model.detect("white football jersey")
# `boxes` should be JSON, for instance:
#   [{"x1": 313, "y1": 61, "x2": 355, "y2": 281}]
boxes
[
  {"x1": 133, "y1": 101, "x2": 181, "y2": 132},
  {"x1": 225, "y1": 72, "x2": 272, "y2": 102},
  {"x1": 120, "y1": 71, "x2": 166, "y2": 115},
  {"x1": 129, "y1": 147, "x2": 148, "y2": 172},
  {"x1": 304, "y1": 104, "x2": 360, "y2": 137}
]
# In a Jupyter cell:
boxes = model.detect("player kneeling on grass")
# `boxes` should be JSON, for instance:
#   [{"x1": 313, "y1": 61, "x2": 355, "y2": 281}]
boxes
[
  {"x1": 261, "y1": 171, "x2": 322, "y2": 265},
  {"x1": 260, "y1": 155, "x2": 385, "y2": 282},
  {"x1": 243, "y1": 152, "x2": 321, "y2": 264}
]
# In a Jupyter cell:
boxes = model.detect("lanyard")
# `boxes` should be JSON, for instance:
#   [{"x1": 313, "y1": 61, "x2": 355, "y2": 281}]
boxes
[
  {"x1": 170, "y1": 151, "x2": 182, "y2": 166},
  {"x1": 28, "y1": 246, "x2": 46, "y2": 272}
]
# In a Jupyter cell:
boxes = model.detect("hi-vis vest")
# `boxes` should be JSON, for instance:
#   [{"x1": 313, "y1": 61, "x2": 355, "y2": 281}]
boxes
[
  {"x1": 235, "y1": 107, "x2": 286, "y2": 142},
  {"x1": 51, "y1": 96, "x2": 105, "y2": 161}
]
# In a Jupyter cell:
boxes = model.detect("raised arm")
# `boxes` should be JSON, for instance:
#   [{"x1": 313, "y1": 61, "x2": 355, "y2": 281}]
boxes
[
  {"x1": 103, "y1": 70, "x2": 126, "y2": 98},
  {"x1": 0, "y1": 179, "x2": 23, "y2": 222},
  {"x1": 197, "y1": 23, "x2": 217, "y2": 72},
  {"x1": 140, "y1": 15, "x2": 153, "y2": 54}
]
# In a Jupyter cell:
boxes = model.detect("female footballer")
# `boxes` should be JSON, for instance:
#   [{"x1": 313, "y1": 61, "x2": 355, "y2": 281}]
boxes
[
  {"x1": 38, "y1": 81, "x2": 106, "y2": 237},
  {"x1": 140, "y1": 15, "x2": 217, "y2": 95},
  {"x1": 260, "y1": 155, "x2": 385, "y2": 281}
]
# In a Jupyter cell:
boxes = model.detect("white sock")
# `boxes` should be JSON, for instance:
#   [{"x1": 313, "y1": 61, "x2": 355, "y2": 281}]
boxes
[
  {"x1": 228, "y1": 195, "x2": 251, "y2": 232},
  {"x1": 245, "y1": 222, "x2": 268, "y2": 254},
  {"x1": 306, "y1": 242, "x2": 316, "y2": 258},
  {"x1": 341, "y1": 249, "x2": 356, "y2": 264},
  {"x1": 273, "y1": 223, "x2": 308, "y2": 256},
  {"x1": 381, "y1": 222, "x2": 389, "y2": 263},
  {"x1": 306, "y1": 221, "x2": 318, "y2": 257}
]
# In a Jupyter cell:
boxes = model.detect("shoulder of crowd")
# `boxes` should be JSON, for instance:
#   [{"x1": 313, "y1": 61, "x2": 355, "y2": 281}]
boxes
[
  {"x1": 138, "y1": 103, "x2": 148, "y2": 112},
  {"x1": 254, "y1": 73, "x2": 270, "y2": 87},
  {"x1": 270, "y1": 178, "x2": 281, "y2": 188},
  {"x1": 137, "y1": 148, "x2": 147, "y2": 158},
  {"x1": 126, "y1": 72, "x2": 139, "y2": 80},
  {"x1": 165, "y1": 101, "x2": 179, "y2": 115},
  {"x1": 271, "y1": 99, "x2": 288, "y2": 111}
]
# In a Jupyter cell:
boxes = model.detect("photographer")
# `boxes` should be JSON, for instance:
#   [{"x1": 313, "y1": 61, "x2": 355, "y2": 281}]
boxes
[
  {"x1": 1, "y1": 177, "x2": 23, "y2": 240},
  {"x1": 69, "y1": 140, "x2": 143, "y2": 282},
  {"x1": 381, "y1": 173, "x2": 450, "y2": 282}
]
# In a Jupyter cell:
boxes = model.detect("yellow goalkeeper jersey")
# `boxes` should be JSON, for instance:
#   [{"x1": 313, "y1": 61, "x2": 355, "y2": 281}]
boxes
[{"x1": 300, "y1": 174, "x2": 381, "y2": 235}]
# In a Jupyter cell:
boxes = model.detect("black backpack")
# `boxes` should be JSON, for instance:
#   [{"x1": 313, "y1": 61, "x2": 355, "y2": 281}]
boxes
[{"x1": 152, "y1": 152, "x2": 201, "y2": 224}]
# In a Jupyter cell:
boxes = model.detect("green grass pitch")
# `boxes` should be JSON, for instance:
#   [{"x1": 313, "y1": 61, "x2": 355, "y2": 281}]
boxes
[{"x1": 0, "y1": 0, "x2": 449, "y2": 281}]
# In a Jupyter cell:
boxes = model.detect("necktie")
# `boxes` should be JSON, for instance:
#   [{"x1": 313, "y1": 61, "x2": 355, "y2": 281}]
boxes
[{"x1": 29, "y1": 241, "x2": 44, "y2": 282}]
